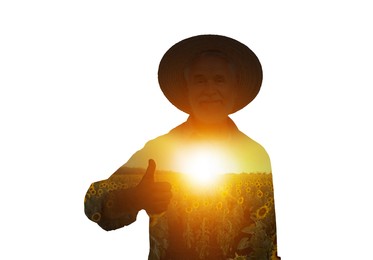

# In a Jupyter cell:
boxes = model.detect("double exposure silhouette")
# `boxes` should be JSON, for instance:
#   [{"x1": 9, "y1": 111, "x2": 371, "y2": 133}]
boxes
[{"x1": 84, "y1": 35, "x2": 281, "y2": 260}]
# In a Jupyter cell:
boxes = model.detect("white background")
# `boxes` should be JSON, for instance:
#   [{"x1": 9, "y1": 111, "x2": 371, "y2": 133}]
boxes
[{"x1": 1, "y1": 1, "x2": 372, "y2": 259}]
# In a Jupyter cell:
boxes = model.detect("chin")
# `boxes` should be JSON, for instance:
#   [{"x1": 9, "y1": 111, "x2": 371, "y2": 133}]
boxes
[{"x1": 195, "y1": 113, "x2": 228, "y2": 124}]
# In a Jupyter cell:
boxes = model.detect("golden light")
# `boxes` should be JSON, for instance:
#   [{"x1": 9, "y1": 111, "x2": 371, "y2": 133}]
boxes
[
  {"x1": 182, "y1": 150, "x2": 221, "y2": 184},
  {"x1": 174, "y1": 145, "x2": 237, "y2": 186}
]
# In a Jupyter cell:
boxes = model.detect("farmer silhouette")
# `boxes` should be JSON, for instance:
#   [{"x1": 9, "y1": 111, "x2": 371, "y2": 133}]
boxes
[{"x1": 84, "y1": 35, "x2": 281, "y2": 260}]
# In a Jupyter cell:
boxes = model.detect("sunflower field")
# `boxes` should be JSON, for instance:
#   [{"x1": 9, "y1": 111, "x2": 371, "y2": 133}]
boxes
[{"x1": 85, "y1": 169, "x2": 280, "y2": 260}]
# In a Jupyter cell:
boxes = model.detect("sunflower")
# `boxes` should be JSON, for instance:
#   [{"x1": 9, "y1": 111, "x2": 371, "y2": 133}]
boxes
[
  {"x1": 99, "y1": 182, "x2": 108, "y2": 188},
  {"x1": 255, "y1": 205, "x2": 270, "y2": 219},
  {"x1": 105, "y1": 199, "x2": 114, "y2": 208},
  {"x1": 237, "y1": 196, "x2": 244, "y2": 205},
  {"x1": 256, "y1": 189, "x2": 263, "y2": 198},
  {"x1": 120, "y1": 183, "x2": 128, "y2": 189},
  {"x1": 91, "y1": 212, "x2": 101, "y2": 222},
  {"x1": 172, "y1": 199, "x2": 178, "y2": 207},
  {"x1": 89, "y1": 188, "x2": 96, "y2": 196},
  {"x1": 221, "y1": 189, "x2": 229, "y2": 197}
]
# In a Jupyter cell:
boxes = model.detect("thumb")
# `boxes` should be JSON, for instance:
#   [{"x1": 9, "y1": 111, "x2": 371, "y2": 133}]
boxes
[{"x1": 141, "y1": 159, "x2": 156, "y2": 183}]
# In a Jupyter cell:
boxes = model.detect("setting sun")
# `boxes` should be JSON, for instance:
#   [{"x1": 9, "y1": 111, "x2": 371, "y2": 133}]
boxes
[
  {"x1": 174, "y1": 144, "x2": 237, "y2": 185},
  {"x1": 182, "y1": 150, "x2": 222, "y2": 184}
]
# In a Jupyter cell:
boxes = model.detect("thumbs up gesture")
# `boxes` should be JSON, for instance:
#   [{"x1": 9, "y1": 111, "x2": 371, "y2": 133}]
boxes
[{"x1": 133, "y1": 159, "x2": 172, "y2": 215}]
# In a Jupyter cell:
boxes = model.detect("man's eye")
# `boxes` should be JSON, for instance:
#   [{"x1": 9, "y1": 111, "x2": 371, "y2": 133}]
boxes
[
  {"x1": 193, "y1": 76, "x2": 206, "y2": 84},
  {"x1": 215, "y1": 76, "x2": 225, "y2": 83}
]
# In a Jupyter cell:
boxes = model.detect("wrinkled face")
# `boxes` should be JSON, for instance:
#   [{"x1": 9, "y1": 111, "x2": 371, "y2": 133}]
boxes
[{"x1": 185, "y1": 54, "x2": 238, "y2": 124}]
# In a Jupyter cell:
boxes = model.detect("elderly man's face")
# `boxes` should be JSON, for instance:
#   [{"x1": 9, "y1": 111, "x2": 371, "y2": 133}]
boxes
[{"x1": 186, "y1": 55, "x2": 237, "y2": 124}]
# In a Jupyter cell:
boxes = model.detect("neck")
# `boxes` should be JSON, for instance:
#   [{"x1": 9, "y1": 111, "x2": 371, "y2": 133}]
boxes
[{"x1": 190, "y1": 116, "x2": 232, "y2": 139}]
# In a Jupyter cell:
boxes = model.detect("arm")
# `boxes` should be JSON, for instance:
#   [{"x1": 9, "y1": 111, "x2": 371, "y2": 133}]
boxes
[
  {"x1": 84, "y1": 174, "x2": 140, "y2": 231},
  {"x1": 84, "y1": 159, "x2": 172, "y2": 231}
]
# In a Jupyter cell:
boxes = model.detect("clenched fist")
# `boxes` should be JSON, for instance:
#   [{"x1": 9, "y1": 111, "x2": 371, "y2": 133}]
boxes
[{"x1": 133, "y1": 159, "x2": 172, "y2": 215}]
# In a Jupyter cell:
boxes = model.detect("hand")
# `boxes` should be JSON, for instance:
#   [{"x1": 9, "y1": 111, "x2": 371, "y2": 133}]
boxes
[{"x1": 133, "y1": 159, "x2": 172, "y2": 215}]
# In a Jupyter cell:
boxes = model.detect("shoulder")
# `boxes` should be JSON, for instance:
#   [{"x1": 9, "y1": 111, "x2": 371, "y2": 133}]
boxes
[
  {"x1": 232, "y1": 130, "x2": 272, "y2": 173},
  {"x1": 143, "y1": 121, "x2": 188, "y2": 148},
  {"x1": 238, "y1": 130, "x2": 267, "y2": 149},
  {"x1": 122, "y1": 121, "x2": 188, "y2": 169}
]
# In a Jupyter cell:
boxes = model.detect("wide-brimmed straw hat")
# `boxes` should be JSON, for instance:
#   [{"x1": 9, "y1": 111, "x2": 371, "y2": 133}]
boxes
[{"x1": 158, "y1": 34, "x2": 263, "y2": 114}]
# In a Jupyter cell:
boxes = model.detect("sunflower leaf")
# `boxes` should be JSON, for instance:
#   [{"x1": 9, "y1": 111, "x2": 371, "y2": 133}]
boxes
[
  {"x1": 241, "y1": 225, "x2": 255, "y2": 234},
  {"x1": 237, "y1": 237, "x2": 250, "y2": 250}
]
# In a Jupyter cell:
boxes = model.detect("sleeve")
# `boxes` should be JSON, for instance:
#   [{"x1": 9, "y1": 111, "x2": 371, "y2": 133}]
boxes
[{"x1": 84, "y1": 167, "x2": 142, "y2": 231}]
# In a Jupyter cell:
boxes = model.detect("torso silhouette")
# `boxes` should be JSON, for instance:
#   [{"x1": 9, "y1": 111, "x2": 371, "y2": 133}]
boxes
[{"x1": 84, "y1": 117, "x2": 280, "y2": 260}]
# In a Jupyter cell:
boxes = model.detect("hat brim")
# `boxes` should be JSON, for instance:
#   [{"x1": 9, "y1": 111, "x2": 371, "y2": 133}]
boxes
[{"x1": 158, "y1": 34, "x2": 263, "y2": 114}]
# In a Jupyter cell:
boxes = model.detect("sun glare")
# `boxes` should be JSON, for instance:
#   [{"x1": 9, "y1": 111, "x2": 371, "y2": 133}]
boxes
[
  {"x1": 175, "y1": 145, "x2": 236, "y2": 185},
  {"x1": 183, "y1": 150, "x2": 221, "y2": 184}
]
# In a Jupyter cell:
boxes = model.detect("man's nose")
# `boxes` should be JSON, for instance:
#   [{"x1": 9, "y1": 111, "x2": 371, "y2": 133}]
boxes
[{"x1": 202, "y1": 80, "x2": 218, "y2": 94}]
